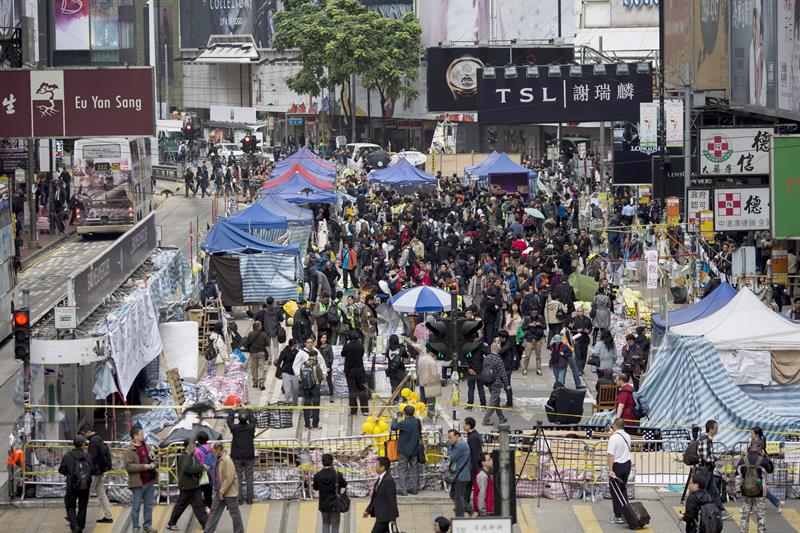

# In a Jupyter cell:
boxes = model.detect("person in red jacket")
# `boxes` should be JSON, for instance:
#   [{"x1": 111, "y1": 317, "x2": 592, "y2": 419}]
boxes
[
  {"x1": 338, "y1": 242, "x2": 358, "y2": 290},
  {"x1": 473, "y1": 453, "x2": 495, "y2": 516},
  {"x1": 615, "y1": 373, "x2": 639, "y2": 427}
]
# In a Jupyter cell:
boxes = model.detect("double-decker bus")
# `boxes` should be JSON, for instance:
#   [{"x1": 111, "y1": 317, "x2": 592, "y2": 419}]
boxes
[{"x1": 72, "y1": 137, "x2": 153, "y2": 235}]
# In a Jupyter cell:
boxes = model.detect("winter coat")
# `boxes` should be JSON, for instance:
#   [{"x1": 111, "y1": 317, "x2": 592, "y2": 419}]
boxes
[
  {"x1": 545, "y1": 300, "x2": 567, "y2": 325},
  {"x1": 592, "y1": 342, "x2": 617, "y2": 372},
  {"x1": 243, "y1": 329, "x2": 269, "y2": 355},
  {"x1": 417, "y1": 353, "x2": 441, "y2": 397},
  {"x1": 258, "y1": 305, "x2": 283, "y2": 337},
  {"x1": 227, "y1": 410, "x2": 257, "y2": 461},
  {"x1": 209, "y1": 332, "x2": 229, "y2": 364},
  {"x1": 176, "y1": 452, "x2": 205, "y2": 490},
  {"x1": 292, "y1": 309, "x2": 313, "y2": 343},
  {"x1": 312, "y1": 467, "x2": 348, "y2": 513},
  {"x1": 123, "y1": 442, "x2": 157, "y2": 488},
  {"x1": 58, "y1": 448, "x2": 91, "y2": 489},
  {"x1": 216, "y1": 453, "x2": 239, "y2": 499},
  {"x1": 590, "y1": 293, "x2": 612, "y2": 330}
]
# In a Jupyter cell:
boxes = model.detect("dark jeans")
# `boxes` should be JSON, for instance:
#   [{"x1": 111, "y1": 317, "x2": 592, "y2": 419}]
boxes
[
  {"x1": 302, "y1": 385, "x2": 321, "y2": 427},
  {"x1": 702, "y1": 467, "x2": 726, "y2": 511},
  {"x1": 343, "y1": 269, "x2": 357, "y2": 289},
  {"x1": 64, "y1": 487, "x2": 89, "y2": 532},
  {"x1": 201, "y1": 484, "x2": 213, "y2": 507},
  {"x1": 574, "y1": 341, "x2": 589, "y2": 371},
  {"x1": 370, "y1": 522, "x2": 391, "y2": 533},
  {"x1": 205, "y1": 496, "x2": 244, "y2": 533},
  {"x1": 450, "y1": 479, "x2": 471, "y2": 517},
  {"x1": 346, "y1": 374, "x2": 369, "y2": 414},
  {"x1": 610, "y1": 461, "x2": 631, "y2": 518},
  {"x1": 467, "y1": 378, "x2": 486, "y2": 407},
  {"x1": 168, "y1": 487, "x2": 208, "y2": 527},
  {"x1": 234, "y1": 459, "x2": 254, "y2": 502},
  {"x1": 420, "y1": 386, "x2": 436, "y2": 414}
]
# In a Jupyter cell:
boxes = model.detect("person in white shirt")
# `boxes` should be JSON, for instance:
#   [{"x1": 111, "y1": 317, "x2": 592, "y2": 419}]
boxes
[
  {"x1": 607, "y1": 417, "x2": 632, "y2": 525},
  {"x1": 293, "y1": 337, "x2": 329, "y2": 378}
]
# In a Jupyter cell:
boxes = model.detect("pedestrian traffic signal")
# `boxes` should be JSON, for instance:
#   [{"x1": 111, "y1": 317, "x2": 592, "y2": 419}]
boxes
[
  {"x1": 455, "y1": 318, "x2": 483, "y2": 363},
  {"x1": 181, "y1": 122, "x2": 194, "y2": 140},
  {"x1": 426, "y1": 319, "x2": 450, "y2": 361},
  {"x1": 240, "y1": 135, "x2": 257, "y2": 154},
  {"x1": 12, "y1": 308, "x2": 30, "y2": 361}
]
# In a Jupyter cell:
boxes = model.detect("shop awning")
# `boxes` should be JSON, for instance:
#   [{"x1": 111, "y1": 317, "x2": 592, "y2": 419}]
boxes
[{"x1": 194, "y1": 36, "x2": 260, "y2": 64}]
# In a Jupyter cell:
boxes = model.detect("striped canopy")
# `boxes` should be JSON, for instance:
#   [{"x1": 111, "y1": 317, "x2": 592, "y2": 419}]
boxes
[{"x1": 388, "y1": 286, "x2": 453, "y2": 313}]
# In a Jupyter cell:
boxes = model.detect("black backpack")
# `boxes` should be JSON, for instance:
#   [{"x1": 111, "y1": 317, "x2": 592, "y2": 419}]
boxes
[
  {"x1": 95, "y1": 437, "x2": 113, "y2": 473},
  {"x1": 683, "y1": 439, "x2": 700, "y2": 466},
  {"x1": 479, "y1": 366, "x2": 496, "y2": 386},
  {"x1": 73, "y1": 455, "x2": 92, "y2": 491},
  {"x1": 698, "y1": 501, "x2": 723, "y2": 533},
  {"x1": 299, "y1": 361, "x2": 318, "y2": 390},
  {"x1": 204, "y1": 341, "x2": 218, "y2": 362}
]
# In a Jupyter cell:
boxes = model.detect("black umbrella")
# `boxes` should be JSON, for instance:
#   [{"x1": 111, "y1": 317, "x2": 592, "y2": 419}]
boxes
[
  {"x1": 367, "y1": 149, "x2": 391, "y2": 169},
  {"x1": 161, "y1": 422, "x2": 222, "y2": 447}
]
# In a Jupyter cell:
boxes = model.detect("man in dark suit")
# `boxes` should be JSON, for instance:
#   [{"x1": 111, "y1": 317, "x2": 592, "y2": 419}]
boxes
[{"x1": 363, "y1": 457, "x2": 399, "y2": 533}]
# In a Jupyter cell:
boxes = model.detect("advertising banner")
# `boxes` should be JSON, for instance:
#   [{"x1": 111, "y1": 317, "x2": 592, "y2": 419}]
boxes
[
  {"x1": 55, "y1": 0, "x2": 90, "y2": 51},
  {"x1": 713, "y1": 187, "x2": 770, "y2": 231},
  {"x1": 666, "y1": 196, "x2": 681, "y2": 226},
  {"x1": 180, "y1": 0, "x2": 278, "y2": 49},
  {"x1": 694, "y1": 0, "x2": 730, "y2": 91},
  {"x1": 419, "y1": 0, "x2": 574, "y2": 48},
  {"x1": 477, "y1": 64, "x2": 652, "y2": 124},
  {"x1": 639, "y1": 100, "x2": 683, "y2": 148},
  {"x1": 611, "y1": 0, "x2": 659, "y2": 27},
  {"x1": 777, "y1": 0, "x2": 800, "y2": 117},
  {"x1": 0, "y1": 67, "x2": 155, "y2": 138},
  {"x1": 686, "y1": 188, "x2": 711, "y2": 229},
  {"x1": 664, "y1": 0, "x2": 693, "y2": 89},
  {"x1": 427, "y1": 47, "x2": 574, "y2": 112},
  {"x1": 210, "y1": 105, "x2": 257, "y2": 123},
  {"x1": 770, "y1": 135, "x2": 800, "y2": 239},
  {"x1": 730, "y1": 0, "x2": 777, "y2": 113},
  {"x1": 772, "y1": 249, "x2": 789, "y2": 285},
  {"x1": 611, "y1": 123, "x2": 685, "y2": 186},
  {"x1": 701, "y1": 210, "x2": 715, "y2": 242},
  {"x1": 699, "y1": 127, "x2": 771, "y2": 175}
]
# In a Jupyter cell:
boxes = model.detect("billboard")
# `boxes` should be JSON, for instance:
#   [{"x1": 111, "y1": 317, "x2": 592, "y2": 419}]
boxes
[
  {"x1": 426, "y1": 46, "x2": 574, "y2": 112},
  {"x1": 0, "y1": 68, "x2": 155, "y2": 138},
  {"x1": 713, "y1": 187, "x2": 770, "y2": 231},
  {"x1": 778, "y1": 0, "x2": 800, "y2": 116},
  {"x1": 359, "y1": 0, "x2": 412, "y2": 18},
  {"x1": 695, "y1": 0, "x2": 730, "y2": 91},
  {"x1": 610, "y1": 0, "x2": 659, "y2": 27},
  {"x1": 477, "y1": 63, "x2": 652, "y2": 124},
  {"x1": 699, "y1": 127, "x2": 771, "y2": 175},
  {"x1": 771, "y1": 135, "x2": 800, "y2": 239},
  {"x1": 639, "y1": 100, "x2": 683, "y2": 148},
  {"x1": 664, "y1": 0, "x2": 693, "y2": 89},
  {"x1": 419, "y1": 0, "x2": 574, "y2": 48},
  {"x1": 55, "y1": 0, "x2": 90, "y2": 50},
  {"x1": 730, "y1": 0, "x2": 777, "y2": 112},
  {"x1": 180, "y1": 0, "x2": 278, "y2": 49}
]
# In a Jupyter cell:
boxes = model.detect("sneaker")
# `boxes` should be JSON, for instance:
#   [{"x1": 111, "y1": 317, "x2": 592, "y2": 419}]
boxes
[
  {"x1": 246, "y1": 499, "x2": 253, "y2": 505},
  {"x1": 522, "y1": 369, "x2": 528, "y2": 376},
  {"x1": 483, "y1": 419, "x2": 494, "y2": 426},
  {"x1": 329, "y1": 397, "x2": 335, "y2": 403},
  {"x1": 576, "y1": 384, "x2": 587, "y2": 389},
  {"x1": 166, "y1": 525, "x2": 180, "y2": 531},
  {"x1": 312, "y1": 426, "x2": 322, "y2": 430},
  {"x1": 536, "y1": 369, "x2": 542, "y2": 376},
  {"x1": 498, "y1": 418, "x2": 509, "y2": 424},
  {"x1": 608, "y1": 516, "x2": 625, "y2": 524},
  {"x1": 779, "y1": 501, "x2": 786, "y2": 514},
  {"x1": 96, "y1": 517, "x2": 113, "y2": 523}
]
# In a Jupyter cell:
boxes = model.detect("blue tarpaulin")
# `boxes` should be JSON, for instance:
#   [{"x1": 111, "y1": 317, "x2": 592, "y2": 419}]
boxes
[
  {"x1": 651, "y1": 282, "x2": 737, "y2": 333},
  {"x1": 470, "y1": 152, "x2": 536, "y2": 180},
  {"x1": 257, "y1": 194, "x2": 313, "y2": 226},
  {"x1": 262, "y1": 172, "x2": 336, "y2": 205},
  {"x1": 202, "y1": 219, "x2": 300, "y2": 255},
  {"x1": 368, "y1": 158, "x2": 438, "y2": 187},
  {"x1": 227, "y1": 202, "x2": 289, "y2": 231},
  {"x1": 464, "y1": 150, "x2": 499, "y2": 176}
]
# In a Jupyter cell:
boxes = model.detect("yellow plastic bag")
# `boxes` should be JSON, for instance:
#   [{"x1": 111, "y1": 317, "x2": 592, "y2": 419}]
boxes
[{"x1": 283, "y1": 300, "x2": 298, "y2": 318}]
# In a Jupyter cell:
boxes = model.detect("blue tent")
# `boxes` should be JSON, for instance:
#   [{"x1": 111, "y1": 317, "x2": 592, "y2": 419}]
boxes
[
  {"x1": 464, "y1": 150, "x2": 499, "y2": 176},
  {"x1": 202, "y1": 219, "x2": 300, "y2": 255},
  {"x1": 273, "y1": 157, "x2": 337, "y2": 179},
  {"x1": 368, "y1": 158, "x2": 437, "y2": 187},
  {"x1": 258, "y1": 194, "x2": 313, "y2": 226},
  {"x1": 262, "y1": 172, "x2": 336, "y2": 205},
  {"x1": 651, "y1": 281, "x2": 737, "y2": 333},
  {"x1": 471, "y1": 152, "x2": 536, "y2": 180},
  {"x1": 226, "y1": 202, "x2": 289, "y2": 231}
]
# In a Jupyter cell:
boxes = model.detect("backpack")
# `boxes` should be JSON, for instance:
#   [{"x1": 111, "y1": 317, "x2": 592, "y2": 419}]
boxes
[
  {"x1": 741, "y1": 456, "x2": 764, "y2": 497},
  {"x1": 632, "y1": 392, "x2": 648, "y2": 419},
  {"x1": 698, "y1": 501, "x2": 723, "y2": 533},
  {"x1": 479, "y1": 366, "x2": 496, "y2": 386},
  {"x1": 95, "y1": 438, "x2": 112, "y2": 473},
  {"x1": 683, "y1": 439, "x2": 700, "y2": 466},
  {"x1": 299, "y1": 360, "x2": 319, "y2": 390},
  {"x1": 73, "y1": 455, "x2": 92, "y2": 491},
  {"x1": 204, "y1": 341, "x2": 218, "y2": 362},
  {"x1": 387, "y1": 350, "x2": 402, "y2": 373},
  {"x1": 327, "y1": 304, "x2": 339, "y2": 325}
]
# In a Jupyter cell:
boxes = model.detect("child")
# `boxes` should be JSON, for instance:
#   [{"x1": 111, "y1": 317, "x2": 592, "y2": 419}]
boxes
[{"x1": 678, "y1": 470, "x2": 713, "y2": 533}]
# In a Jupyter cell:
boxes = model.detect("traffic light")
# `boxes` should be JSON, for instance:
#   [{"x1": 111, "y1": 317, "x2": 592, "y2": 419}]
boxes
[
  {"x1": 240, "y1": 135, "x2": 257, "y2": 154},
  {"x1": 182, "y1": 122, "x2": 194, "y2": 140},
  {"x1": 13, "y1": 308, "x2": 30, "y2": 361},
  {"x1": 455, "y1": 318, "x2": 483, "y2": 364},
  {"x1": 425, "y1": 319, "x2": 451, "y2": 361}
]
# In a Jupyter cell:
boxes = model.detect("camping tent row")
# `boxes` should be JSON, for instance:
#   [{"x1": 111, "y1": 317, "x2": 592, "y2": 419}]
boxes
[
  {"x1": 202, "y1": 219, "x2": 300, "y2": 305},
  {"x1": 368, "y1": 158, "x2": 438, "y2": 192},
  {"x1": 261, "y1": 157, "x2": 336, "y2": 205},
  {"x1": 464, "y1": 151, "x2": 537, "y2": 196}
]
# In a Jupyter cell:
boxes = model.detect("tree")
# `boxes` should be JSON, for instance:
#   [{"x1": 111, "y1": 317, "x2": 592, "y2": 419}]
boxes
[{"x1": 359, "y1": 12, "x2": 422, "y2": 147}]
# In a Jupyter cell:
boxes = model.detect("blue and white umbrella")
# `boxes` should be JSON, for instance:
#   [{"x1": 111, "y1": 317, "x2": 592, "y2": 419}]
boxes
[{"x1": 388, "y1": 286, "x2": 453, "y2": 313}]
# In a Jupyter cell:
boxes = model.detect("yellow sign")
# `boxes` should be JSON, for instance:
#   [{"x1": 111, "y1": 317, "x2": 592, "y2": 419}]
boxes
[
  {"x1": 638, "y1": 185, "x2": 651, "y2": 204},
  {"x1": 666, "y1": 196, "x2": 680, "y2": 226},
  {"x1": 700, "y1": 210, "x2": 714, "y2": 243},
  {"x1": 772, "y1": 249, "x2": 789, "y2": 285}
]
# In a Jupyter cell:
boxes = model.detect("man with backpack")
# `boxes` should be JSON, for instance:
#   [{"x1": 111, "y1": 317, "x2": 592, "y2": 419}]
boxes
[
  {"x1": 79, "y1": 425, "x2": 114, "y2": 524},
  {"x1": 735, "y1": 431, "x2": 774, "y2": 533},
  {"x1": 242, "y1": 321, "x2": 269, "y2": 390},
  {"x1": 294, "y1": 343, "x2": 325, "y2": 430},
  {"x1": 59, "y1": 436, "x2": 93, "y2": 533},
  {"x1": 695, "y1": 420, "x2": 731, "y2": 520},
  {"x1": 678, "y1": 469, "x2": 721, "y2": 533},
  {"x1": 481, "y1": 342, "x2": 510, "y2": 426}
]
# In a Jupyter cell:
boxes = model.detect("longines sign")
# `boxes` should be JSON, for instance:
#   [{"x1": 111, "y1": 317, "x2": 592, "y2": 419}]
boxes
[{"x1": 477, "y1": 63, "x2": 652, "y2": 124}]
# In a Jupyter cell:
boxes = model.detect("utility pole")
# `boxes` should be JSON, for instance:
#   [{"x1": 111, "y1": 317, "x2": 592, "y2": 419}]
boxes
[
  {"x1": 449, "y1": 290, "x2": 459, "y2": 423},
  {"x1": 683, "y1": 62, "x2": 692, "y2": 196},
  {"x1": 657, "y1": 0, "x2": 667, "y2": 193},
  {"x1": 350, "y1": 73, "x2": 357, "y2": 143},
  {"x1": 498, "y1": 423, "x2": 512, "y2": 517},
  {"x1": 26, "y1": 139, "x2": 38, "y2": 249}
]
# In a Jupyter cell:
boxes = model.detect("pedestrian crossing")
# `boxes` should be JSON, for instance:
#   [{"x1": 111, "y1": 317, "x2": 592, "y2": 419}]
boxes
[{"x1": 4, "y1": 497, "x2": 800, "y2": 532}]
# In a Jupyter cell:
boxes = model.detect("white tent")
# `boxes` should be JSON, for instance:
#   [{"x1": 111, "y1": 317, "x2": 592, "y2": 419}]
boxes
[{"x1": 671, "y1": 287, "x2": 800, "y2": 351}]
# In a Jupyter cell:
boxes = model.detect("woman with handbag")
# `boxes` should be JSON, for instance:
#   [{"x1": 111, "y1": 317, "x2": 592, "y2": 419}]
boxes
[{"x1": 312, "y1": 453, "x2": 349, "y2": 533}]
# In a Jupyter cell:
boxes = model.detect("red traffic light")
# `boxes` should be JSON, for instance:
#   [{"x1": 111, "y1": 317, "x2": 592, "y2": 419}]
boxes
[
  {"x1": 14, "y1": 312, "x2": 28, "y2": 327},
  {"x1": 185, "y1": 124, "x2": 193, "y2": 131},
  {"x1": 243, "y1": 136, "x2": 251, "y2": 143}
]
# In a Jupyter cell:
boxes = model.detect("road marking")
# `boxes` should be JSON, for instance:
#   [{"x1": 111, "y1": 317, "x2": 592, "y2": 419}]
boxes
[
  {"x1": 571, "y1": 504, "x2": 603, "y2": 533},
  {"x1": 729, "y1": 509, "x2": 757, "y2": 533},
  {"x1": 246, "y1": 502, "x2": 269, "y2": 533},
  {"x1": 296, "y1": 501, "x2": 318, "y2": 533},
  {"x1": 150, "y1": 504, "x2": 171, "y2": 531},
  {"x1": 92, "y1": 506, "x2": 121, "y2": 533},
  {"x1": 782, "y1": 508, "x2": 800, "y2": 532},
  {"x1": 516, "y1": 504, "x2": 539, "y2": 533},
  {"x1": 355, "y1": 501, "x2": 370, "y2": 533}
]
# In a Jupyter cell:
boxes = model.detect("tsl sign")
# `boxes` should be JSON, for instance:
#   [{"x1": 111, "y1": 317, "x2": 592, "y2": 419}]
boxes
[{"x1": 0, "y1": 67, "x2": 155, "y2": 138}]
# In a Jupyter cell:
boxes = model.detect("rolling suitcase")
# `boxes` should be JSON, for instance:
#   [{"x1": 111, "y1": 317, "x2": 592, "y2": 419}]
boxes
[{"x1": 610, "y1": 477, "x2": 650, "y2": 529}]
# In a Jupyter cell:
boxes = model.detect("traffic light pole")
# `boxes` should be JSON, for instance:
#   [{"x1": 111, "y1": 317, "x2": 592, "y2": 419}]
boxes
[
  {"x1": 449, "y1": 290, "x2": 459, "y2": 423},
  {"x1": 21, "y1": 289, "x2": 32, "y2": 443}
]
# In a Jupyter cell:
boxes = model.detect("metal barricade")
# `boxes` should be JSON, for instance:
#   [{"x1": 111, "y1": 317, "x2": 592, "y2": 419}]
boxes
[{"x1": 306, "y1": 434, "x2": 388, "y2": 499}]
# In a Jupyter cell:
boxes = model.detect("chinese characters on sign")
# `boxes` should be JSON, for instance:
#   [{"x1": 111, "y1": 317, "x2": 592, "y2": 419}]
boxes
[
  {"x1": 700, "y1": 128, "x2": 771, "y2": 175},
  {"x1": 686, "y1": 189, "x2": 711, "y2": 230},
  {"x1": 713, "y1": 187, "x2": 770, "y2": 232}
]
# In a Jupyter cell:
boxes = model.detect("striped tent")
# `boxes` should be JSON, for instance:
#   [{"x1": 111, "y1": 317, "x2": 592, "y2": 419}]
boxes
[
  {"x1": 634, "y1": 334, "x2": 800, "y2": 445},
  {"x1": 240, "y1": 254, "x2": 299, "y2": 302}
]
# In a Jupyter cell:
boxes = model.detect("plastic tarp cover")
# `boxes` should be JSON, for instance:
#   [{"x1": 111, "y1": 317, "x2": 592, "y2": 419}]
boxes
[
  {"x1": 209, "y1": 256, "x2": 244, "y2": 306},
  {"x1": 567, "y1": 273, "x2": 599, "y2": 302},
  {"x1": 108, "y1": 291, "x2": 163, "y2": 396},
  {"x1": 239, "y1": 253, "x2": 299, "y2": 303},
  {"x1": 718, "y1": 349, "x2": 772, "y2": 386},
  {"x1": 651, "y1": 281, "x2": 737, "y2": 333}
]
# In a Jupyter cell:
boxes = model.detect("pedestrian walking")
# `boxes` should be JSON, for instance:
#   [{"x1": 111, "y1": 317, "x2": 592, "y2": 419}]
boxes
[
  {"x1": 390, "y1": 405, "x2": 421, "y2": 496},
  {"x1": 317, "y1": 333, "x2": 335, "y2": 402},
  {"x1": 363, "y1": 457, "x2": 399, "y2": 533},
  {"x1": 312, "y1": 453, "x2": 348, "y2": 533},
  {"x1": 194, "y1": 431, "x2": 216, "y2": 510},
  {"x1": 697, "y1": 419, "x2": 731, "y2": 519},
  {"x1": 677, "y1": 470, "x2": 715, "y2": 533},
  {"x1": 464, "y1": 417, "x2": 482, "y2": 507},
  {"x1": 342, "y1": 331, "x2": 370, "y2": 416},
  {"x1": 417, "y1": 348, "x2": 441, "y2": 417},
  {"x1": 472, "y1": 453, "x2": 494, "y2": 516},
  {"x1": 58, "y1": 436, "x2": 92, "y2": 533},
  {"x1": 204, "y1": 442, "x2": 245, "y2": 533},
  {"x1": 124, "y1": 426, "x2": 158, "y2": 533},
  {"x1": 227, "y1": 406, "x2": 256, "y2": 504},
  {"x1": 242, "y1": 320, "x2": 269, "y2": 390},
  {"x1": 482, "y1": 343, "x2": 510, "y2": 426},
  {"x1": 166, "y1": 439, "x2": 208, "y2": 531},
  {"x1": 735, "y1": 428, "x2": 774, "y2": 533},
  {"x1": 79, "y1": 425, "x2": 114, "y2": 524},
  {"x1": 295, "y1": 347, "x2": 324, "y2": 430},
  {"x1": 520, "y1": 308, "x2": 546, "y2": 376},
  {"x1": 276, "y1": 339, "x2": 300, "y2": 404},
  {"x1": 385, "y1": 334, "x2": 407, "y2": 399},
  {"x1": 570, "y1": 305, "x2": 592, "y2": 372},
  {"x1": 254, "y1": 297, "x2": 283, "y2": 363},
  {"x1": 446, "y1": 429, "x2": 473, "y2": 517},
  {"x1": 606, "y1": 417, "x2": 632, "y2": 525}
]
